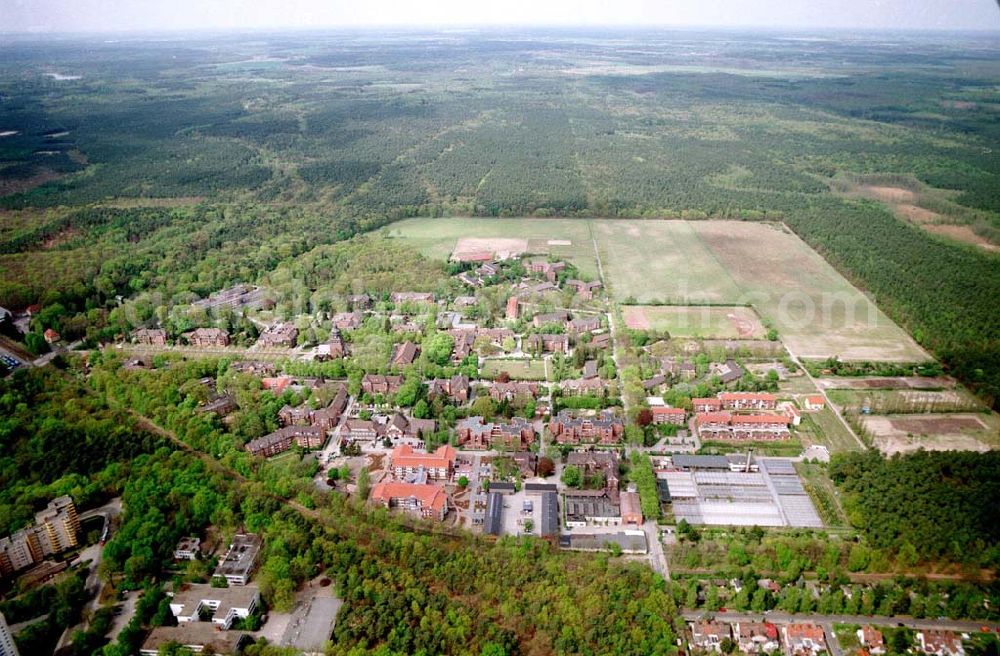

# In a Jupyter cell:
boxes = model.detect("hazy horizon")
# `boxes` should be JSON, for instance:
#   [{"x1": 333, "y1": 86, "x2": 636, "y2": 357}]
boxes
[{"x1": 3, "y1": 0, "x2": 999, "y2": 35}]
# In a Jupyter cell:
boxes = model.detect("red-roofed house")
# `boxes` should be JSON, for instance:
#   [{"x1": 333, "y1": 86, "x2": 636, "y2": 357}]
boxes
[
  {"x1": 719, "y1": 392, "x2": 777, "y2": 410},
  {"x1": 506, "y1": 296, "x2": 519, "y2": 321},
  {"x1": 916, "y1": 631, "x2": 964, "y2": 656},
  {"x1": 691, "y1": 621, "x2": 730, "y2": 653},
  {"x1": 737, "y1": 622, "x2": 780, "y2": 654},
  {"x1": 620, "y1": 491, "x2": 643, "y2": 526},
  {"x1": 857, "y1": 627, "x2": 885, "y2": 655},
  {"x1": 783, "y1": 624, "x2": 827, "y2": 656},
  {"x1": 803, "y1": 395, "x2": 826, "y2": 411},
  {"x1": 43, "y1": 328, "x2": 61, "y2": 343},
  {"x1": 693, "y1": 397, "x2": 722, "y2": 413},
  {"x1": 370, "y1": 482, "x2": 448, "y2": 520},
  {"x1": 651, "y1": 406, "x2": 686, "y2": 425},
  {"x1": 389, "y1": 444, "x2": 457, "y2": 481},
  {"x1": 261, "y1": 376, "x2": 293, "y2": 395}
]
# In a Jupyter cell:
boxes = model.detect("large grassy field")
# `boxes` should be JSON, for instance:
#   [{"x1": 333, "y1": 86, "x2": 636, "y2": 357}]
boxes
[
  {"x1": 389, "y1": 217, "x2": 599, "y2": 278},
  {"x1": 393, "y1": 217, "x2": 927, "y2": 362}
]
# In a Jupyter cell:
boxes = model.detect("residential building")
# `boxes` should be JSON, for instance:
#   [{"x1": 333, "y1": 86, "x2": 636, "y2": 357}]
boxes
[
  {"x1": 803, "y1": 395, "x2": 826, "y2": 411},
  {"x1": 711, "y1": 359, "x2": 746, "y2": 384},
  {"x1": 591, "y1": 332, "x2": 611, "y2": 349},
  {"x1": 783, "y1": 623, "x2": 827, "y2": 656},
  {"x1": 184, "y1": 327, "x2": 230, "y2": 347},
  {"x1": 532, "y1": 310, "x2": 569, "y2": 327},
  {"x1": 341, "y1": 419, "x2": 379, "y2": 441},
  {"x1": 383, "y1": 413, "x2": 436, "y2": 446},
  {"x1": 244, "y1": 425, "x2": 325, "y2": 457},
  {"x1": 331, "y1": 311, "x2": 364, "y2": 330},
  {"x1": 391, "y1": 291, "x2": 435, "y2": 304},
  {"x1": 426, "y1": 374, "x2": 470, "y2": 404},
  {"x1": 564, "y1": 279, "x2": 602, "y2": 300},
  {"x1": 34, "y1": 496, "x2": 80, "y2": 556},
  {"x1": 651, "y1": 406, "x2": 686, "y2": 425},
  {"x1": 527, "y1": 260, "x2": 565, "y2": 282},
  {"x1": 549, "y1": 410, "x2": 624, "y2": 445},
  {"x1": 510, "y1": 452, "x2": 538, "y2": 477},
  {"x1": 362, "y1": 374, "x2": 404, "y2": 397},
  {"x1": 0, "y1": 529, "x2": 42, "y2": 576},
  {"x1": 857, "y1": 627, "x2": 886, "y2": 655},
  {"x1": 449, "y1": 330, "x2": 477, "y2": 362},
  {"x1": 261, "y1": 375, "x2": 293, "y2": 394},
  {"x1": 169, "y1": 583, "x2": 260, "y2": 630},
  {"x1": 389, "y1": 444, "x2": 457, "y2": 481},
  {"x1": 132, "y1": 328, "x2": 167, "y2": 346},
  {"x1": 0, "y1": 611, "x2": 19, "y2": 656},
  {"x1": 691, "y1": 620, "x2": 730, "y2": 653},
  {"x1": 256, "y1": 323, "x2": 298, "y2": 348},
  {"x1": 695, "y1": 412, "x2": 791, "y2": 441},
  {"x1": 140, "y1": 625, "x2": 249, "y2": 656},
  {"x1": 566, "y1": 315, "x2": 601, "y2": 334},
  {"x1": 643, "y1": 374, "x2": 667, "y2": 391},
  {"x1": 718, "y1": 392, "x2": 777, "y2": 410},
  {"x1": 620, "y1": 490, "x2": 643, "y2": 526},
  {"x1": 516, "y1": 281, "x2": 559, "y2": 297},
  {"x1": 525, "y1": 333, "x2": 568, "y2": 354},
  {"x1": 693, "y1": 397, "x2": 723, "y2": 412},
  {"x1": 43, "y1": 328, "x2": 60, "y2": 343},
  {"x1": 916, "y1": 631, "x2": 965, "y2": 656},
  {"x1": 489, "y1": 381, "x2": 539, "y2": 402},
  {"x1": 370, "y1": 482, "x2": 448, "y2": 521},
  {"x1": 174, "y1": 536, "x2": 202, "y2": 561},
  {"x1": 737, "y1": 622, "x2": 780, "y2": 654},
  {"x1": 583, "y1": 360, "x2": 599, "y2": 379},
  {"x1": 456, "y1": 417, "x2": 536, "y2": 450},
  {"x1": 565, "y1": 451, "x2": 620, "y2": 499},
  {"x1": 561, "y1": 377, "x2": 605, "y2": 396},
  {"x1": 213, "y1": 534, "x2": 261, "y2": 586},
  {"x1": 389, "y1": 341, "x2": 419, "y2": 367},
  {"x1": 347, "y1": 294, "x2": 372, "y2": 309}
]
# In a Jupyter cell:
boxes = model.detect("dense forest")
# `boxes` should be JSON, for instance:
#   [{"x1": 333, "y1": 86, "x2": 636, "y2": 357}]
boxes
[
  {"x1": 2, "y1": 30, "x2": 998, "y2": 405},
  {"x1": 830, "y1": 450, "x2": 1000, "y2": 567},
  {"x1": 1, "y1": 364, "x2": 678, "y2": 656}
]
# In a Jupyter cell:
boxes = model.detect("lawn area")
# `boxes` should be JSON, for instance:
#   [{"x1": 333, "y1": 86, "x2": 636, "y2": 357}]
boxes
[
  {"x1": 389, "y1": 217, "x2": 599, "y2": 278},
  {"x1": 621, "y1": 305, "x2": 766, "y2": 339},
  {"x1": 800, "y1": 406, "x2": 863, "y2": 453},
  {"x1": 481, "y1": 358, "x2": 548, "y2": 381},
  {"x1": 389, "y1": 217, "x2": 929, "y2": 362}
]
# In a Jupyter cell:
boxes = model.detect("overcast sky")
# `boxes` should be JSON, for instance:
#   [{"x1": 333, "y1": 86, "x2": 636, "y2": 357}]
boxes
[{"x1": 3, "y1": 0, "x2": 999, "y2": 34}]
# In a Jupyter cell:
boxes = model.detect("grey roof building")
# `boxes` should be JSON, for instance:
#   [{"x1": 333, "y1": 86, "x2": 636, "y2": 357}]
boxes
[{"x1": 484, "y1": 492, "x2": 504, "y2": 536}]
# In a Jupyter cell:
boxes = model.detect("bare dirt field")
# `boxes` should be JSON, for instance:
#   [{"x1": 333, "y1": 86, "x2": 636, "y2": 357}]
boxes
[
  {"x1": 452, "y1": 236, "x2": 529, "y2": 261},
  {"x1": 864, "y1": 413, "x2": 999, "y2": 455},
  {"x1": 859, "y1": 185, "x2": 916, "y2": 203},
  {"x1": 622, "y1": 305, "x2": 765, "y2": 339},
  {"x1": 923, "y1": 223, "x2": 1000, "y2": 252},
  {"x1": 814, "y1": 376, "x2": 954, "y2": 390}
]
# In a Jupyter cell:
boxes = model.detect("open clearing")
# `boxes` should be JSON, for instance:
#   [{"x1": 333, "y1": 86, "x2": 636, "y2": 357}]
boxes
[
  {"x1": 481, "y1": 358, "x2": 548, "y2": 381},
  {"x1": 827, "y1": 388, "x2": 983, "y2": 414},
  {"x1": 813, "y1": 376, "x2": 953, "y2": 390},
  {"x1": 622, "y1": 305, "x2": 765, "y2": 339},
  {"x1": 864, "y1": 413, "x2": 999, "y2": 455},
  {"x1": 390, "y1": 217, "x2": 598, "y2": 278},
  {"x1": 392, "y1": 217, "x2": 927, "y2": 361},
  {"x1": 451, "y1": 236, "x2": 528, "y2": 261}
]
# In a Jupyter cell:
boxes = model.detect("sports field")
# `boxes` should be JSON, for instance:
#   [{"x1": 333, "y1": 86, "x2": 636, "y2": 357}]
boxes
[
  {"x1": 390, "y1": 217, "x2": 928, "y2": 361},
  {"x1": 622, "y1": 305, "x2": 765, "y2": 339}
]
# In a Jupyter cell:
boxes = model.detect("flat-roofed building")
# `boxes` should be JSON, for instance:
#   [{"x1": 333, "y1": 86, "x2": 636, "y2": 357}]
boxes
[
  {"x1": 213, "y1": 534, "x2": 261, "y2": 586},
  {"x1": 169, "y1": 583, "x2": 260, "y2": 630},
  {"x1": 140, "y1": 624, "x2": 249, "y2": 656}
]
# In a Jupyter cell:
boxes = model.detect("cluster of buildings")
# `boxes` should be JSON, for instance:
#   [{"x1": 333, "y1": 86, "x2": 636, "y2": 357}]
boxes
[
  {"x1": 244, "y1": 384, "x2": 348, "y2": 457},
  {"x1": 693, "y1": 393, "x2": 793, "y2": 442},
  {"x1": 549, "y1": 410, "x2": 625, "y2": 445},
  {"x1": 142, "y1": 533, "x2": 262, "y2": 655},
  {"x1": 0, "y1": 496, "x2": 79, "y2": 579},
  {"x1": 689, "y1": 621, "x2": 966, "y2": 656},
  {"x1": 369, "y1": 444, "x2": 458, "y2": 521}
]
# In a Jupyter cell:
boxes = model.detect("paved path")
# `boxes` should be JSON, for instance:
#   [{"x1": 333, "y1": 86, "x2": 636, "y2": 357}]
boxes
[{"x1": 643, "y1": 521, "x2": 670, "y2": 581}]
